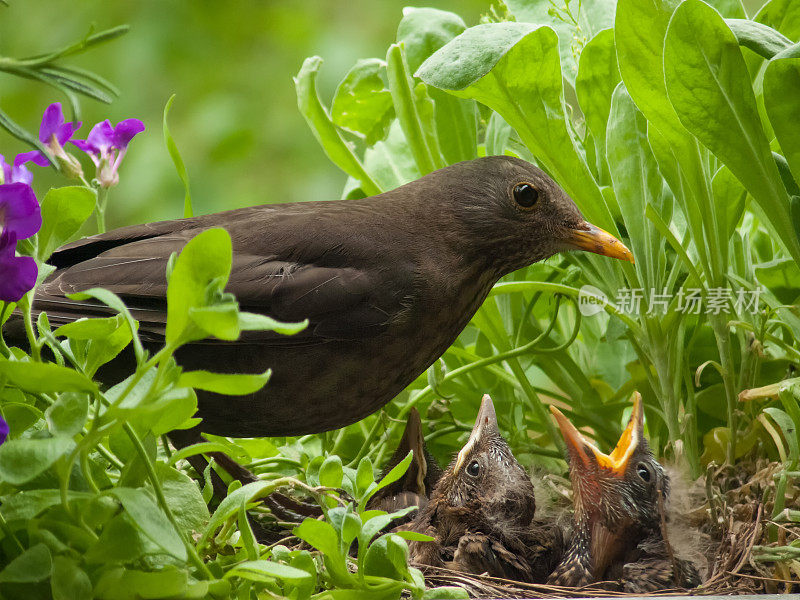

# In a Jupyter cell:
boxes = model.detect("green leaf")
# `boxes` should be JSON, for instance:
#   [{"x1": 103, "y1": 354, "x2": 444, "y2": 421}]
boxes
[
  {"x1": 238, "y1": 312, "x2": 308, "y2": 335},
  {"x1": 163, "y1": 95, "x2": 193, "y2": 218},
  {"x1": 178, "y1": 369, "x2": 270, "y2": 395},
  {"x1": 189, "y1": 303, "x2": 240, "y2": 341},
  {"x1": 84, "y1": 318, "x2": 135, "y2": 377},
  {"x1": 663, "y1": 0, "x2": 800, "y2": 264},
  {"x1": 319, "y1": 454, "x2": 344, "y2": 488},
  {"x1": 225, "y1": 560, "x2": 313, "y2": 584},
  {"x1": 294, "y1": 518, "x2": 340, "y2": 557},
  {"x1": 85, "y1": 513, "x2": 147, "y2": 564},
  {"x1": 356, "y1": 456, "x2": 374, "y2": 497},
  {"x1": 94, "y1": 566, "x2": 189, "y2": 600},
  {"x1": 0, "y1": 543, "x2": 52, "y2": 583},
  {"x1": 756, "y1": 0, "x2": 800, "y2": 41},
  {"x1": 45, "y1": 392, "x2": 88, "y2": 437},
  {"x1": 332, "y1": 58, "x2": 394, "y2": 145},
  {"x1": 763, "y1": 407, "x2": 800, "y2": 464},
  {"x1": 363, "y1": 534, "x2": 408, "y2": 579},
  {"x1": 54, "y1": 315, "x2": 125, "y2": 340},
  {"x1": 422, "y1": 586, "x2": 470, "y2": 600},
  {"x1": 165, "y1": 227, "x2": 232, "y2": 345},
  {"x1": 110, "y1": 487, "x2": 187, "y2": 560},
  {"x1": 0, "y1": 489, "x2": 93, "y2": 521},
  {"x1": 764, "y1": 57, "x2": 800, "y2": 191},
  {"x1": 393, "y1": 530, "x2": 435, "y2": 542},
  {"x1": 328, "y1": 506, "x2": 362, "y2": 545},
  {"x1": 576, "y1": 28, "x2": 620, "y2": 160},
  {"x1": 51, "y1": 556, "x2": 92, "y2": 600},
  {"x1": 295, "y1": 57, "x2": 381, "y2": 196},
  {"x1": 417, "y1": 23, "x2": 611, "y2": 228},
  {"x1": 726, "y1": 18, "x2": 792, "y2": 58},
  {"x1": 396, "y1": 7, "x2": 466, "y2": 73},
  {"x1": 0, "y1": 359, "x2": 97, "y2": 393},
  {"x1": 153, "y1": 462, "x2": 209, "y2": 536},
  {"x1": 0, "y1": 436, "x2": 75, "y2": 485},
  {"x1": 37, "y1": 186, "x2": 97, "y2": 262}
]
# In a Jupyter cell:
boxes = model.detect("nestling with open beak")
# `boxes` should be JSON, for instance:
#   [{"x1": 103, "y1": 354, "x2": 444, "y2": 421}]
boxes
[
  {"x1": 367, "y1": 407, "x2": 442, "y2": 521},
  {"x1": 548, "y1": 393, "x2": 701, "y2": 592},
  {"x1": 408, "y1": 395, "x2": 563, "y2": 582}
]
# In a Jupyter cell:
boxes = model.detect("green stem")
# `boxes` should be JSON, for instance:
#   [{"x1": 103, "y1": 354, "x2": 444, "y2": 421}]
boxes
[
  {"x1": 124, "y1": 421, "x2": 213, "y2": 579},
  {"x1": 709, "y1": 314, "x2": 738, "y2": 465},
  {"x1": 95, "y1": 186, "x2": 108, "y2": 234}
]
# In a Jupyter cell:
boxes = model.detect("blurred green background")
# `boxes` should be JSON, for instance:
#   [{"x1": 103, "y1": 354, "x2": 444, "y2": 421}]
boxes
[{"x1": 0, "y1": 1, "x2": 486, "y2": 229}]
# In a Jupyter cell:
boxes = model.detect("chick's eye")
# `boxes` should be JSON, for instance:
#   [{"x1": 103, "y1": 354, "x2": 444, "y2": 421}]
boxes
[
  {"x1": 513, "y1": 183, "x2": 539, "y2": 208},
  {"x1": 466, "y1": 460, "x2": 480, "y2": 477},
  {"x1": 636, "y1": 462, "x2": 652, "y2": 482}
]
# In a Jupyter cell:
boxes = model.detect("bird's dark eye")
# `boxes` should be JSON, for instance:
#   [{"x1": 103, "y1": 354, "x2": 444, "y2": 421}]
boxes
[
  {"x1": 636, "y1": 462, "x2": 652, "y2": 482},
  {"x1": 513, "y1": 183, "x2": 539, "y2": 208},
  {"x1": 466, "y1": 460, "x2": 480, "y2": 477}
]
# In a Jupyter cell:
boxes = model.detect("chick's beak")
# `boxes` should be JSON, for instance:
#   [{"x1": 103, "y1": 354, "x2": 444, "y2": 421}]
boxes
[
  {"x1": 454, "y1": 394, "x2": 498, "y2": 473},
  {"x1": 549, "y1": 392, "x2": 644, "y2": 477},
  {"x1": 562, "y1": 222, "x2": 634, "y2": 263}
]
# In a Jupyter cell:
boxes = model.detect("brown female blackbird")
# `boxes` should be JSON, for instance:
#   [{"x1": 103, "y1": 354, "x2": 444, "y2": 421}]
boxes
[
  {"x1": 548, "y1": 393, "x2": 701, "y2": 592},
  {"x1": 367, "y1": 407, "x2": 442, "y2": 519},
  {"x1": 19, "y1": 156, "x2": 632, "y2": 441},
  {"x1": 408, "y1": 395, "x2": 563, "y2": 583}
]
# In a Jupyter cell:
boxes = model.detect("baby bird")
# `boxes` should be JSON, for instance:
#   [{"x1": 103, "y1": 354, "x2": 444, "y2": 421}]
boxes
[
  {"x1": 367, "y1": 407, "x2": 442, "y2": 519},
  {"x1": 548, "y1": 393, "x2": 701, "y2": 592},
  {"x1": 408, "y1": 395, "x2": 563, "y2": 583}
]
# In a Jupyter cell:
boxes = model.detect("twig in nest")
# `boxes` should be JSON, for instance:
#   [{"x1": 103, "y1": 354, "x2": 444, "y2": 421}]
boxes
[{"x1": 656, "y1": 478, "x2": 680, "y2": 587}]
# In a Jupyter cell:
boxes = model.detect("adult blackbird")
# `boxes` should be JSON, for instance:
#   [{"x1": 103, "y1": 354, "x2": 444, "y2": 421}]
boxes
[
  {"x1": 408, "y1": 395, "x2": 563, "y2": 583},
  {"x1": 21, "y1": 156, "x2": 632, "y2": 440},
  {"x1": 548, "y1": 394, "x2": 701, "y2": 592},
  {"x1": 367, "y1": 407, "x2": 442, "y2": 518}
]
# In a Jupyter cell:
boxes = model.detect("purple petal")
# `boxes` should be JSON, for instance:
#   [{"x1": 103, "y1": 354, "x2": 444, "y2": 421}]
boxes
[
  {"x1": 15, "y1": 150, "x2": 51, "y2": 168},
  {"x1": 0, "y1": 415, "x2": 8, "y2": 445},
  {"x1": 0, "y1": 183, "x2": 42, "y2": 239},
  {"x1": 39, "y1": 103, "x2": 65, "y2": 143},
  {"x1": 71, "y1": 139, "x2": 97, "y2": 154},
  {"x1": 86, "y1": 120, "x2": 115, "y2": 152},
  {"x1": 0, "y1": 230, "x2": 38, "y2": 302},
  {"x1": 113, "y1": 119, "x2": 145, "y2": 149},
  {"x1": 10, "y1": 156, "x2": 34, "y2": 185}
]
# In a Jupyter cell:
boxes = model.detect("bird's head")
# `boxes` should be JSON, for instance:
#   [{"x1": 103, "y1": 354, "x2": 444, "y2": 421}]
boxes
[
  {"x1": 434, "y1": 394, "x2": 535, "y2": 529},
  {"x1": 431, "y1": 156, "x2": 633, "y2": 273},
  {"x1": 550, "y1": 393, "x2": 668, "y2": 578}
]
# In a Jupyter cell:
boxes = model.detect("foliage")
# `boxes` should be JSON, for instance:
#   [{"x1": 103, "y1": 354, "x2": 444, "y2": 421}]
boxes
[{"x1": 1, "y1": 0, "x2": 800, "y2": 596}]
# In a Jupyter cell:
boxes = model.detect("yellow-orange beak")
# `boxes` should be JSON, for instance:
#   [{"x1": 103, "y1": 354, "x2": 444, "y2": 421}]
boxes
[
  {"x1": 550, "y1": 392, "x2": 644, "y2": 476},
  {"x1": 454, "y1": 394, "x2": 498, "y2": 473},
  {"x1": 563, "y1": 222, "x2": 634, "y2": 264}
]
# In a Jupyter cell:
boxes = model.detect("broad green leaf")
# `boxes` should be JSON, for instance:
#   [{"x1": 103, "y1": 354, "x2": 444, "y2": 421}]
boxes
[
  {"x1": 94, "y1": 567, "x2": 189, "y2": 600},
  {"x1": 0, "y1": 436, "x2": 75, "y2": 485},
  {"x1": 363, "y1": 534, "x2": 408, "y2": 579},
  {"x1": 295, "y1": 57, "x2": 381, "y2": 196},
  {"x1": 84, "y1": 318, "x2": 135, "y2": 376},
  {"x1": 361, "y1": 120, "x2": 420, "y2": 191},
  {"x1": 356, "y1": 456, "x2": 374, "y2": 496},
  {"x1": 332, "y1": 58, "x2": 394, "y2": 145},
  {"x1": 757, "y1": 0, "x2": 800, "y2": 41},
  {"x1": 85, "y1": 513, "x2": 147, "y2": 564},
  {"x1": 575, "y1": 29, "x2": 620, "y2": 159},
  {"x1": 711, "y1": 166, "x2": 748, "y2": 241},
  {"x1": 726, "y1": 19, "x2": 792, "y2": 58},
  {"x1": 764, "y1": 57, "x2": 800, "y2": 189},
  {"x1": 663, "y1": 0, "x2": 800, "y2": 264},
  {"x1": 225, "y1": 560, "x2": 313, "y2": 583},
  {"x1": 397, "y1": 7, "x2": 476, "y2": 164},
  {"x1": 0, "y1": 360, "x2": 97, "y2": 393},
  {"x1": 0, "y1": 543, "x2": 52, "y2": 583},
  {"x1": 51, "y1": 556, "x2": 92, "y2": 600},
  {"x1": 319, "y1": 454, "x2": 344, "y2": 488},
  {"x1": 153, "y1": 462, "x2": 209, "y2": 536},
  {"x1": 606, "y1": 83, "x2": 664, "y2": 284},
  {"x1": 238, "y1": 312, "x2": 308, "y2": 335},
  {"x1": 45, "y1": 392, "x2": 88, "y2": 437},
  {"x1": 393, "y1": 530, "x2": 435, "y2": 542},
  {"x1": 165, "y1": 227, "x2": 232, "y2": 345},
  {"x1": 111, "y1": 487, "x2": 187, "y2": 560},
  {"x1": 178, "y1": 369, "x2": 270, "y2": 395},
  {"x1": 506, "y1": 0, "x2": 615, "y2": 83},
  {"x1": 294, "y1": 518, "x2": 340, "y2": 557},
  {"x1": 0, "y1": 489, "x2": 93, "y2": 521},
  {"x1": 37, "y1": 186, "x2": 96, "y2": 261},
  {"x1": 417, "y1": 23, "x2": 611, "y2": 228},
  {"x1": 422, "y1": 587, "x2": 470, "y2": 600},
  {"x1": 54, "y1": 315, "x2": 125, "y2": 340},
  {"x1": 328, "y1": 506, "x2": 362, "y2": 546},
  {"x1": 189, "y1": 303, "x2": 240, "y2": 341}
]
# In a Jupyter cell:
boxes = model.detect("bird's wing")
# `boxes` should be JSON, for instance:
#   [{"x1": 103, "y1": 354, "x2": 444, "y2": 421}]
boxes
[
  {"x1": 450, "y1": 533, "x2": 534, "y2": 581},
  {"x1": 36, "y1": 221, "x2": 410, "y2": 344}
]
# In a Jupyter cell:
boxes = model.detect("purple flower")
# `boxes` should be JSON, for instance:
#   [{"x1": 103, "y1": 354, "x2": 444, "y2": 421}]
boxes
[
  {"x1": 0, "y1": 154, "x2": 33, "y2": 186},
  {"x1": 0, "y1": 229, "x2": 37, "y2": 302},
  {"x1": 16, "y1": 103, "x2": 82, "y2": 169},
  {"x1": 0, "y1": 415, "x2": 8, "y2": 445},
  {"x1": 0, "y1": 182, "x2": 41, "y2": 240},
  {"x1": 72, "y1": 118, "x2": 145, "y2": 188}
]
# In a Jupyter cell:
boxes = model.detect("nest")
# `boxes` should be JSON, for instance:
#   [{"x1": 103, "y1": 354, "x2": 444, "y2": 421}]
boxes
[{"x1": 416, "y1": 460, "x2": 799, "y2": 597}]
